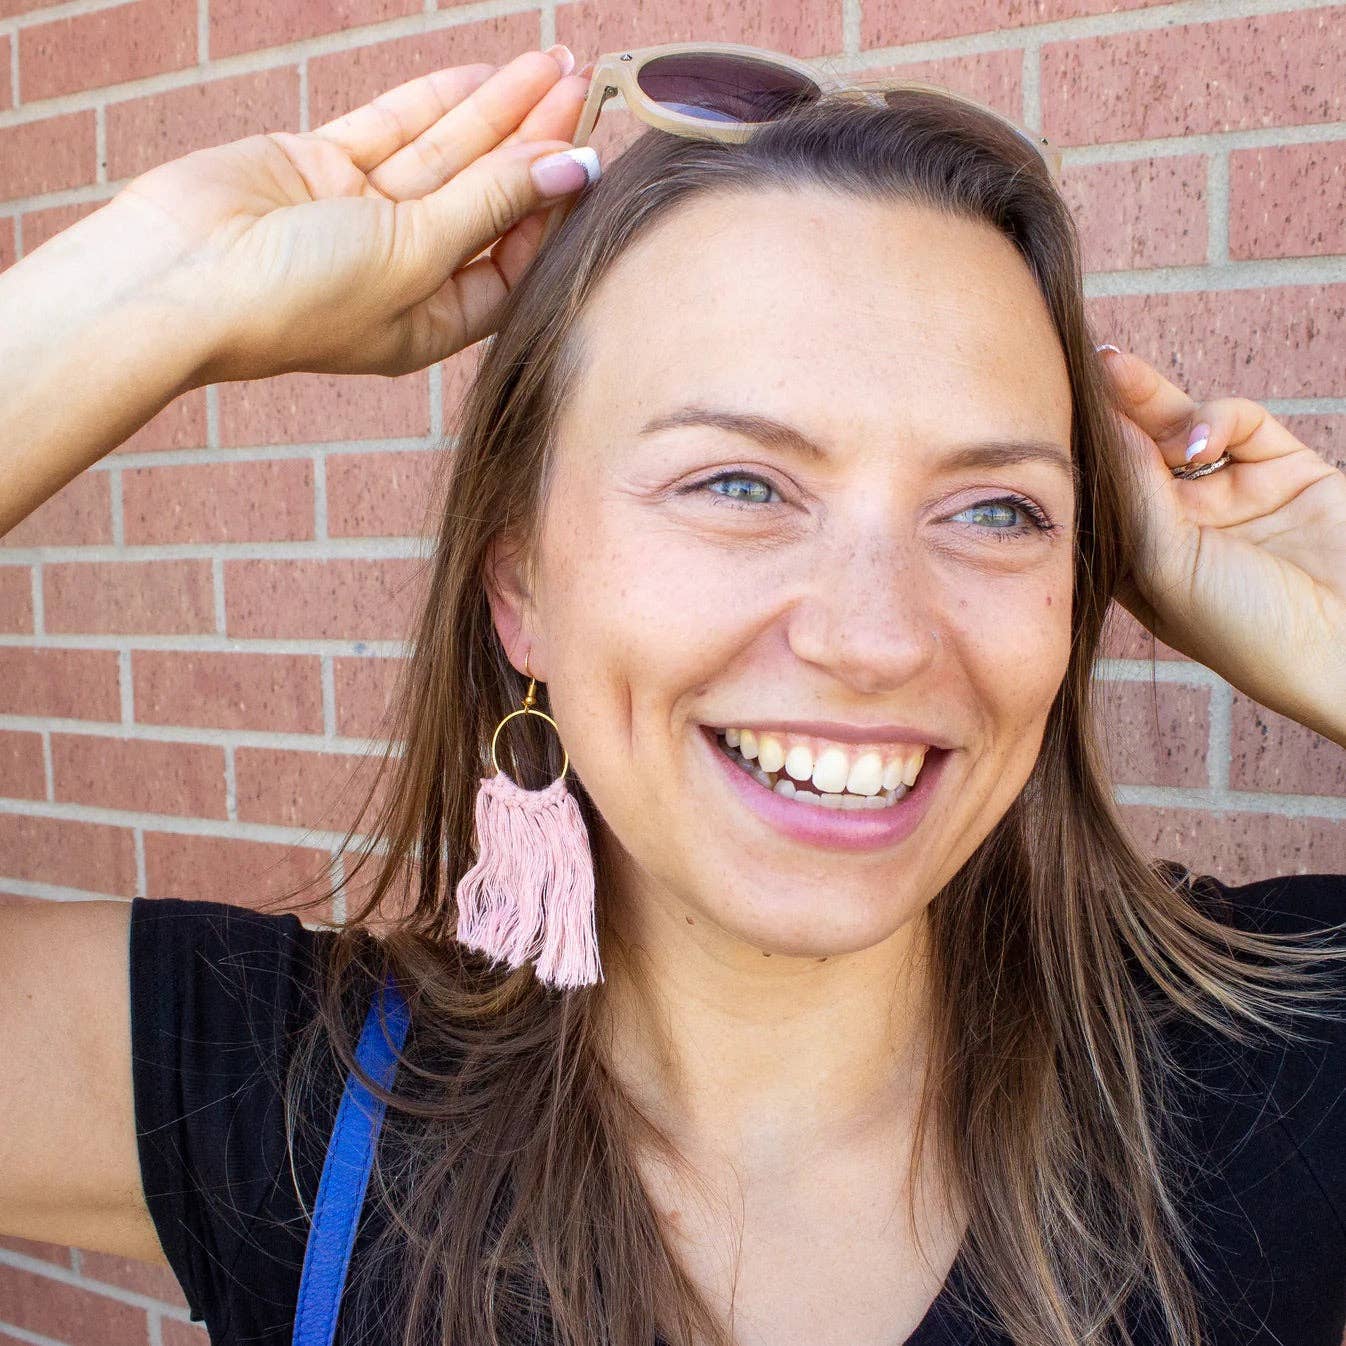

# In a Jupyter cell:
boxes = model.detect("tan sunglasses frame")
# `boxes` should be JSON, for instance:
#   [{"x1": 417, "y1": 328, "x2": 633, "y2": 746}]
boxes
[{"x1": 537, "y1": 40, "x2": 1064, "y2": 245}]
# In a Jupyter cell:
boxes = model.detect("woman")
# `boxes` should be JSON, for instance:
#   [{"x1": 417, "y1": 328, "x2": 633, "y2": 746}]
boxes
[{"x1": 1, "y1": 41, "x2": 1345, "y2": 1346}]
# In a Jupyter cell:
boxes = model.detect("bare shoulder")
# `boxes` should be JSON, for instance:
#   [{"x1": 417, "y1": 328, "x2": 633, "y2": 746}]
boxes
[{"x1": 0, "y1": 898, "x2": 166, "y2": 1263}]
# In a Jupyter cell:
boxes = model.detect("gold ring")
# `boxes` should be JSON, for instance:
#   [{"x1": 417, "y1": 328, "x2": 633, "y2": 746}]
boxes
[{"x1": 489, "y1": 706, "x2": 570, "y2": 779}]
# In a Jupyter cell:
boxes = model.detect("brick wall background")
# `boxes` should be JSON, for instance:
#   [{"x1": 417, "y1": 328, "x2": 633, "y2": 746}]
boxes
[{"x1": 1, "y1": 0, "x2": 1344, "y2": 1339}]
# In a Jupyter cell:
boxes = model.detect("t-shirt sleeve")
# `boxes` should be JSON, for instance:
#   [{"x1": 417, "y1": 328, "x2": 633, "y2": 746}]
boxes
[
  {"x1": 128, "y1": 895, "x2": 343, "y2": 1342},
  {"x1": 1187, "y1": 869, "x2": 1346, "y2": 1231}
]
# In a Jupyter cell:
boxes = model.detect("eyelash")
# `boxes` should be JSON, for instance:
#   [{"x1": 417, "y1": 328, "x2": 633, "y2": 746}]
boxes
[{"x1": 688, "y1": 471, "x2": 1062, "y2": 540}]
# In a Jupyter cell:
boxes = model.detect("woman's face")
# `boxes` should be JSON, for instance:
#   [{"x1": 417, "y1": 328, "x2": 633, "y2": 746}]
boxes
[{"x1": 490, "y1": 186, "x2": 1075, "y2": 962}]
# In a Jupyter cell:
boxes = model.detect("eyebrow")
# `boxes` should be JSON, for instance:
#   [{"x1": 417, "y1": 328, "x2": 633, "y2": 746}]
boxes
[{"x1": 639, "y1": 405, "x2": 1076, "y2": 483}]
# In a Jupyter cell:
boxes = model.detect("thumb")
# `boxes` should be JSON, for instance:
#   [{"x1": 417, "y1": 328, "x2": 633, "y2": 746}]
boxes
[{"x1": 413, "y1": 139, "x2": 600, "y2": 277}]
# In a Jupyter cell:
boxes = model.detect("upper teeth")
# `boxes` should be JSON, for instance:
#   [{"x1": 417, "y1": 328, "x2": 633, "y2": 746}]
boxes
[{"x1": 719, "y1": 728, "x2": 928, "y2": 795}]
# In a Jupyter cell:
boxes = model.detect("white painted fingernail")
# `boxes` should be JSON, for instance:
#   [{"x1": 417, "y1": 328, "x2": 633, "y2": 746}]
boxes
[
  {"x1": 544, "y1": 43, "x2": 576, "y2": 75},
  {"x1": 1184, "y1": 422, "x2": 1211, "y2": 462},
  {"x1": 566, "y1": 145, "x2": 601, "y2": 186},
  {"x1": 530, "y1": 145, "x2": 601, "y2": 196},
  {"x1": 1095, "y1": 343, "x2": 1122, "y2": 355}
]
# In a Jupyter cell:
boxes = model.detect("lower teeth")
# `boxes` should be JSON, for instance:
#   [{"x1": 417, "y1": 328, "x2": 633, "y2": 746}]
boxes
[{"x1": 718, "y1": 738, "x2": 910, "y2": 809}]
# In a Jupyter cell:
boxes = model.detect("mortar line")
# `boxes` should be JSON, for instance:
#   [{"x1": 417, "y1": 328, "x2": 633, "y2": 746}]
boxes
[
  {"x1": 118, "y1": 647, "x2": 133, "y2": 724},
  {"x1": 134, "y1": 825, "x2": 146, "y2": 896},
  {"x1": 1207, "y1": 148, "x2": 1231, "y2": 266}
]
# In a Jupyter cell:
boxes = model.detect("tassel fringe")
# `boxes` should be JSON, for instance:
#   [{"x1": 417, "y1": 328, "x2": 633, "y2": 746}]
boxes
[{"x1": 455, "y1": 770, "x2": 602, "y2": 990}]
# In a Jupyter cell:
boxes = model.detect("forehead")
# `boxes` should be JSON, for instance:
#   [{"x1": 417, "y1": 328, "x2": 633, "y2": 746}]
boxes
[{"x1": 562, "y1": 186, "x2": 1071, "y2": 448}]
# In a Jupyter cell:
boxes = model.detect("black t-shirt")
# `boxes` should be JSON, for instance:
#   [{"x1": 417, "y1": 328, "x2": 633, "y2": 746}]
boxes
[{"x1": 129, "y1": 869, "x2": 1346, "y2": 1346}]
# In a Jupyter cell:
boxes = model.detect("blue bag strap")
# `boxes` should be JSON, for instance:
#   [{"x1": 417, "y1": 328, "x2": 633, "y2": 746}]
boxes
[{"x1": 292, "y1": 970, "x2": 411, "y2": 1346}]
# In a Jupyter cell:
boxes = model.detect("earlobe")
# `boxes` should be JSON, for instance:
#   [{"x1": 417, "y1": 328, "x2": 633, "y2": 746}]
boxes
[{"x1": 484, "y1": 532, "x2": 539, "y2": 677}]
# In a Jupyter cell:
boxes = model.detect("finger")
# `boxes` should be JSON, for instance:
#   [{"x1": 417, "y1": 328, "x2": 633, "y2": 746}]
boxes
[
  {"x1": 368, "y1": 50, "x2": 568, "y2": 201},
  {"x1": 1174, "y1": 394, "x2": 1318, "y2": 471},
  {"x1": 406, "y1": 141, "x2": 599, "y2": 347},
  {"x1": 489, "y1": 209, "x2": 549, "y2": 289},
  {"x1": 309, "y1": 63, "x2": 496, "y2": 173},
  {"x1": 1095, "y1": 345, "x2": 1198, "y2": 454},
  {"x1": 498, "y1": 71, "x2": 590, "y2": 148},
  {"x1": 398, "y1": 139, "x2": 597, "y2": 315}
]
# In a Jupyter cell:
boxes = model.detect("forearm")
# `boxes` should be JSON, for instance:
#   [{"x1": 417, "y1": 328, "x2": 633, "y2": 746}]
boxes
[{"x1": 0, "y1": 200, "x2": 220, "y2": 536}]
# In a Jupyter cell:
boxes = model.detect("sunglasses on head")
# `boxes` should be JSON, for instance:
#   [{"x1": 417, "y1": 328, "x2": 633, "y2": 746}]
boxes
[{"x1": 538, "y1": 40, "x2": 1064, "y2": 244}]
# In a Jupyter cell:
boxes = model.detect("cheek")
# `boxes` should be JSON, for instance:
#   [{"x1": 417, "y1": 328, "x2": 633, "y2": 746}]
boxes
[
  {"x1": 533, "y1": 501, "x2": 750, "y2": 759},
  {"x1": 946, "y1": 563, "x2": 1072, "y2": 751}
]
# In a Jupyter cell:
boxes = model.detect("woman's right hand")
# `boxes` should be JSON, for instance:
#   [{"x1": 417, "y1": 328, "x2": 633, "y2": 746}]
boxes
[{"x1": 101, "y1": 47, "x2": 592, "y2": 384}]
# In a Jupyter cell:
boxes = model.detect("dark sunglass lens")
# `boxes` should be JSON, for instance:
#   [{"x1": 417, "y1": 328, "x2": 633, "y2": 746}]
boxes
[{"x1": 635, "y1": 52, "x2": 820, "y2": 124}]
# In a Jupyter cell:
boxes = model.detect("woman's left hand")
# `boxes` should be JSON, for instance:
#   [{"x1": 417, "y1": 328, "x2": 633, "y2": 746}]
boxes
[{"x1": 1100, "y1": 345, "x2": 1346, "y2": 748}]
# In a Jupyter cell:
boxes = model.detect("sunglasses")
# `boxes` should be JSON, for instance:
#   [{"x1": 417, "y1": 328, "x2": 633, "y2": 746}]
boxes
[{"x1": 538, "y1": 41, "x2": 1064, "y2": 244}]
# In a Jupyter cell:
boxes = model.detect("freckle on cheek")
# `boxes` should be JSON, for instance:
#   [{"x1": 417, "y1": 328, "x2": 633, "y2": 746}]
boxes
[{"x1": 1046, "y1": 595, "x2": 1052, "y2": 606}]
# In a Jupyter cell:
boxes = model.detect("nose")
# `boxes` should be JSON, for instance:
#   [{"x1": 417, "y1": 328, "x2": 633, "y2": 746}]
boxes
[{"x1": 784, "y1": 526, "x2": 942, "y2": 696}]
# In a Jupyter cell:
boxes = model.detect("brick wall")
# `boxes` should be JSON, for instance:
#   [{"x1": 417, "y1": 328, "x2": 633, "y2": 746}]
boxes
[{"x1": 1, "y1": 0, "x2": 1344, "y2": 1340}]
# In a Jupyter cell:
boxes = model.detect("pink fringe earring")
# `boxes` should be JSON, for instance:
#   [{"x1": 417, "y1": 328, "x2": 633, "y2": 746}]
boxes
[{"x1": 454, "y1": 656, "x2": 602, "y2": 990}]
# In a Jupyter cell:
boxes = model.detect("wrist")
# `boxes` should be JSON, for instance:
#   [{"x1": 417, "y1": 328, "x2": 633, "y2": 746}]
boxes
[{"x1": 9, "y1": 193, "x2": 228, "y2": 393}]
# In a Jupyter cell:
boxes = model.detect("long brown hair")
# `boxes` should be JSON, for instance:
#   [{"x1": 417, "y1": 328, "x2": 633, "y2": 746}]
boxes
[{"x1": 272, "y1": 84, "x2": 1346, "y2": 1346}]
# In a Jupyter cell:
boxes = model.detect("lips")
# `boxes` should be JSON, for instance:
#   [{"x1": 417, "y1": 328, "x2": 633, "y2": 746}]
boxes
[{"x1": 697, "y1": 724, "x2": 950, "y2": 853}]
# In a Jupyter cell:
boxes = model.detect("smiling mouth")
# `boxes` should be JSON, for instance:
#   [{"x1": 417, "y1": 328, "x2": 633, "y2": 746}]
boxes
[{"x1": 709, "y1": 729, "x2": 911, "y2": 809}]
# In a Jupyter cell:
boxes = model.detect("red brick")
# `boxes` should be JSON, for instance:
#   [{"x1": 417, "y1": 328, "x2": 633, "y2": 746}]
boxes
[
  {"x1": 0, "y1": 217, "x2": 14, "y2": 272},
  {"x1": 1085, "y1": 285, "x2": 1346, "y2": 402},
  {"x1": 212, "y1": 0, "x2": 420, "y2": 62},
  {"x1": 863, "y1": 0, "x2": 1166, "y2": 46},
  {"x1": 117, "y1": 387, "x2": 209, "y2": 455},
  {"x1": 1118, "y1": 806, "x2": 1346, "y2": 886},
  {"x1": 0, "y1": 34, "x2": 11, "y2": 112},
  {"x1": 0, "y1": 814, "x2": 136, "y2": 893},
  {"x1": 307, "y1": 15, "x2": 550, "y2": 126},
  {"x1": 0, "y1": 1264, "x2": 147, "y2": 1345},
  {"x1": 106, "y1": 67, "x2": 301, "y2": 181},
  {"x1": 441, "y1": 342, "x2": 484, "y2": 437},
  {"x1": 1278, "y1": 415, "x2": 1346, "y2": 474},
  {"x1": 0, "y1": 1235, "x2": 71, "y2": 1265},
  {"x1": 51, "y1": 734, "x2": 227, "y2": 817},
  {"x1": 134, "y1": 650, "x2": 324, "y2": 733},
  {"x1": 325, "y1": 449, "x2": 442, "y2": 537},
  {"x1": 224, "y1": 557, "x2": 425, "y2": 639},
  {"x1": 0, "y1": 648, "x2": 121, "y2": 720},
  {"x1": 143, "y1": 832, "x2": 331, "y2": 908},
  {"x1": 1092, "y1": 679, "x2": 1209, "y2": 788},
  {"x1": 851, "y1": 50, "x2": 1023, "y2": 121},
  {"x1": 1099, "y1": 601, "x2": 1185, "y2": 662},
  {"x1": 1229, "y1": 142, "x2": 1346, "y2": 262},
  {"x1": 333, "y1": 654, "x2": 405, "y2": 737},
  {"x1": 20, "y1": 0, "x2": 196, "y2": 102},
  {"x1": 235, "y1": 745, "x2": 389, "y2": 833},
  {"x1": 218, "y1": 369, "x2": 430, "y2": 447},
  {"x1": 1061, "y1": 155, "x2": 1207, "y2": 274},
  {"x1": 78, "y1": 1250, "x2": 187, "y2": 1306},
  {"x1": 122, "y1": 458, "x2": 314, "y2": 544},
  {"x1": 0, "y1": 113, "x2": 96, "y2": 199},
  {"x1": 0, "y1": 730, "x2": 46, "y2": 799},
  {"x1": 0, "y1": 472, "x2": 112, "y2": 548},
  {"x1": 18, "y1": 199, "x2": 101, "y2": 255},
  {"x1": 1230, "y1": 693, "x2": 1346, "y2": 799},
  {"x1": 0, "y1": 566, "x2": 33, "y2": 633},
  {"x1": 556, "y1": 0, "x2": 840, "y2": 61},
  {"x1": 45, "y1": 559, "x2": 215, "y2": 635},
  {"x1": 1042, "y1": 10, "x2": 1346, "y2": 148}
]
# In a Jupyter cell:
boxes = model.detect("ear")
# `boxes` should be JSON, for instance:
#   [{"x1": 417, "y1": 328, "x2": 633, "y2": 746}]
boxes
[{"x1": 483, "y1": 529, "x2": 542, "y2": 677}]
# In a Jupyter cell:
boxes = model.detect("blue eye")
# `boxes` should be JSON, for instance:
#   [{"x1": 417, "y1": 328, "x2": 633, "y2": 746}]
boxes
[
  {"x1": 954, "y1": 494, "x2": 1058, "y2": 540},
  {"x1": 697, "y1": 472, "x2": 780, "y2": 506}
]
